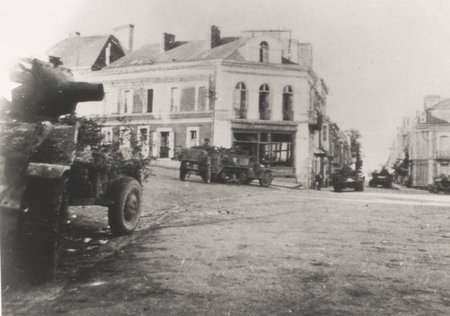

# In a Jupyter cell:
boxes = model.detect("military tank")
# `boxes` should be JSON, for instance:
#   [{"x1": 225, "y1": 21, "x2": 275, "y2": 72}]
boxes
[{"x1": 0, "y1": 58, "x2": 144, "y2": 285}]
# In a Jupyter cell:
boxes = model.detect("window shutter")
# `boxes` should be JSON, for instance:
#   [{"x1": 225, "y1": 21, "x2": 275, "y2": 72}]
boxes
[
  {"x1": 152, "y1": 132, "x2": 159, "y2": 157},
  {"x1": 169, "y1": 132, "x2": 175, "y2": 158},
  {"x1": 116, "y1": 90, "x2": 123, "y2": 114},
  {"x1": 197, "y1": 87, "x2": 207, "y2": 111},
  {"x1": 180, "y1": 87, "x2": 195, "y2": 112},
  {"x1": 133, "y1": 89, "x2": 143, "y2": 113}
]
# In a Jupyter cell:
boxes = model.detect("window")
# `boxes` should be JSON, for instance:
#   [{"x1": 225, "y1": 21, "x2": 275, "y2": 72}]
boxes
[
  {"x1": 146, "y1": 89, "x2": 153, "y2": 113},
  {"x1": 259, "y1": 84, "x2": 271, "y2": 120},
  {"x1": 138, "y1": 126, "x2": 150, "y2": 158},
  {"x1": 233, "y1": 82, "x2": 247, "y2": 119},
  {"x1": 170, "y1": 87, "x2": 179, "y2": 112},
  {"x1": 119, "y1": 127, "x2": 131, "y2": 149},
  {"x1": 282, "y1": 85, "x2": 293, "y2": 121},
  {"x1": 101, "y1": 127, "x2": 113, "y2": 144},
  {"x1": 186, "y1": 127, "x2": 200, "y2": 147},
  {"x1": 233, "y1": 132, "x2": 293, "y2": 167},
  {"x1": 323, "y1": 125, "x2": 327, "y2": 142},
  {"x1": 119, "y1": 90, "x2": 133, "y2": 114},
  {"x1": 259, "y1": 41, "x2": 269, "y2": 63}
]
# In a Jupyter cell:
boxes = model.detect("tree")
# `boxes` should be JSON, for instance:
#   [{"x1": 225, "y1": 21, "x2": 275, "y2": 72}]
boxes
[{"x1": 346, "y1": 129, "x2": 363, "y2": 172}]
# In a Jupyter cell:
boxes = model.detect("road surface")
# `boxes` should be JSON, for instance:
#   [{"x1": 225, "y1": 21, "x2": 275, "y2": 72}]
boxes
[{"x1": 2, "y1": 167, "x2": 450, "y2": 315}]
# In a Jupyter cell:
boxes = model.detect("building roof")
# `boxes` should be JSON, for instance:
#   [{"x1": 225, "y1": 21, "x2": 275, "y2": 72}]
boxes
[
  {"x1": 106, "y1": 37, "x2": 248, "y2": 69},
  {"x1": 430, "y1": 98, "x2": 450, "y2": 111},
  {"x1": 46, "y1": 35, "x2": 111, "y2": 68}
]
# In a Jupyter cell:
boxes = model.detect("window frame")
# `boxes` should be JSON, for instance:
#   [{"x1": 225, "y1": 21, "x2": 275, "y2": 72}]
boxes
[
  {"x1": 186, "y1": 126, "x2": 200, "y2": 148},
  {"x1": 259, "y1": 83, "x2": 271, "y2": 120},
  {"x1": 259, "y1": 41, "x2": 269, "y2": 63}
]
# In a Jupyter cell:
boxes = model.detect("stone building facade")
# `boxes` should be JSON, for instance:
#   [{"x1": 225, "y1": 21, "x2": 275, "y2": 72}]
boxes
[
  {"x1": 52, "y1": 26, "x2": 334, "y2": 186},
  {"x1": 389, "y1": 95, "x2": 450, "y2": 187}
]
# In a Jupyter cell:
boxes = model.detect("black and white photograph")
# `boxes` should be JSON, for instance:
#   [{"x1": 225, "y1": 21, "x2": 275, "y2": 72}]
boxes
[{"x1": 1, "y1": 0, "x2": 450, "y2": 314}]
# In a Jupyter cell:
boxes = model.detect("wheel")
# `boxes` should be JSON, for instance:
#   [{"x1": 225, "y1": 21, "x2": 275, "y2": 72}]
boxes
[
  {"x1": 429, "y1": 184, "x2": 439, "y2": 194},
  {"x1": 237, "y1": 171, "x2": 252, "y2": 185},
  {"x1": 355, "y1": 183, "x2": 364, "y2": 192},
  {"x1": 259, "y1": 171, "x2": 273, "y2": 187},
  {"x1": 18, "y1": 177, "x2": 68, "y2": 284},
  {"x1": 108, "y1": 177, "x2": 142, "y2": 236},
  {"x1": 333, "y1": 185, "x2": 342, "y2": 192},
  {"x1": 368, "y1": 180, "x2": 375, "y2": 187}
]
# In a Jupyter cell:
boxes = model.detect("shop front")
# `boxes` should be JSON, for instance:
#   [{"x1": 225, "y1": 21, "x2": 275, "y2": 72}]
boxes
[{"x1": 231, "y1": 122, "x2": 297, "y2": 177}]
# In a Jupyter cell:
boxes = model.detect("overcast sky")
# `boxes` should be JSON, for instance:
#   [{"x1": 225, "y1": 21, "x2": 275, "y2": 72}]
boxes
[{"x1": 2, "y1": 0, "x2": 450, "y2": 171}]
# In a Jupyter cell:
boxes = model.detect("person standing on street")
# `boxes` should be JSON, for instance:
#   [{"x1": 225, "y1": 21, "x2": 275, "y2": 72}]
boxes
[{"x1": 315, "y1": 173, "x2": 323, "y2": 190}]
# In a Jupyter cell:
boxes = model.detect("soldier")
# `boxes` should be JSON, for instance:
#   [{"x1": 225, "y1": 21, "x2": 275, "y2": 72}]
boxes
[
  {"x1": 202, "y1": 138, "x2": 210, "y2": 147},
  {"x1": 315, "y1": 173, "x2": 323, "y2": 190}
]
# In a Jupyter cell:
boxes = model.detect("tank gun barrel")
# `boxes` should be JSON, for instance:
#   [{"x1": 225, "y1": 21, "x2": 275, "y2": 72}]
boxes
[{"x1": 9, "y1": 58, "x2": 105, "y2": 121}]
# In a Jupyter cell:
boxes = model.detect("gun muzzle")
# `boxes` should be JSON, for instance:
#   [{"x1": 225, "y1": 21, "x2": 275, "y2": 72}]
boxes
[{"x1": 58, "y1": 81, "x2": 105, "y2": 103}]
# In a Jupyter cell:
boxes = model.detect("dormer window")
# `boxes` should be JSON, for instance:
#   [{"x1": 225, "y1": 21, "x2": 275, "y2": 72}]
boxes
[{"x1": 259, "y1": 41, "x2": 269, "y2": 63}]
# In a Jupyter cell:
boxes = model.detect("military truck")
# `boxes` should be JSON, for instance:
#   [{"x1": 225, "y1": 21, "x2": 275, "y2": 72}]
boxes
[
  {"x1": 0, "y1": 58, "x2": 145, "y2": 284},
  {"x1": 428, "y1": 174, "x2": 450, "y2": 194},
  {"x1": 179, "y1": 146, "x2": 273, "y2": 187},
  {"x1": 369, "y1": 169, "x2": 393, "y2": 188},
  {"x1": 330, "y1": 167, "x2": 365, "y2": 192}
]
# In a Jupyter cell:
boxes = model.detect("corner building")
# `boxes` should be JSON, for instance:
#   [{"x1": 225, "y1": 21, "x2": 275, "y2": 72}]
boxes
[{"x1": 83, "y1": 27, "x2": 328, "y2": 186}]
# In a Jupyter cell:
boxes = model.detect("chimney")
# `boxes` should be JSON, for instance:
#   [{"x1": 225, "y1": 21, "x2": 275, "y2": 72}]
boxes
[
  {"x1": 298, "y1": 43, "x2": 313, "y2": 69},
  {"x1": 161, "y1": 33, "x2": 176, "y2": 53},
  {"x1": 208, "y1": 25, "x2": 221, "y2": 49},
  {"x1": 424, "y1": 95, "x2": 440, "y2": 110},
  {"x1": 113, "y1": 24, "x2": 134, "y2": 53}
]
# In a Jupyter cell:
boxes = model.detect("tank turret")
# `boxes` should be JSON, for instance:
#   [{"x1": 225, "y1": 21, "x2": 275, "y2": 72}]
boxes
[{"x1": 8, "y1": 58, "x2": 104, "y2": 121}]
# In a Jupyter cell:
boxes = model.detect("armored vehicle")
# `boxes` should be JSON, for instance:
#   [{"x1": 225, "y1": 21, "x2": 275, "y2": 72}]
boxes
[
  {"x1": 1, "y1": 58, "x2": 144, "y2": 284},
  {"x1": 330, "y1": 167, "x2": 365, "y2": 192},
  {"x1": 369, "y1": 170, "x2": 393, "y2": 188},
  {"x1": 179, "y1": 146, "x2": 273, "y2": 187}
]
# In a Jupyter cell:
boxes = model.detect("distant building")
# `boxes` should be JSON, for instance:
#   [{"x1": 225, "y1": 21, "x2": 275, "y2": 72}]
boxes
[
  {"x1": 408, "y1": 96, "x2": 450, "y2": 186},
  {"x1": 387, "y1": 116, "x2": 412, "y2": 186},
  {"x1": 49, "y1": 26, "x2": 335, "y2": 186},
  {"x1": 390, "y1": 96, "x2": 450, "y2": 187}
]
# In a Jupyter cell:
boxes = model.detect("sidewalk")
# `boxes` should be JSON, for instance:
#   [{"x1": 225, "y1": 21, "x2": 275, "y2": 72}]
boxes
[{"x1": 151, "y1": 159, "x2": 305, "y2": 189}]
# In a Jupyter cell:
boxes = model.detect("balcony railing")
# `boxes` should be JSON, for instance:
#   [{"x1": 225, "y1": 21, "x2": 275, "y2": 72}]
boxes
[
  {"x1": 436, "y1": 150, "x2": 450, "y2": 159},
  {"x1": 233, "y1": 109, "x2": 248, "y2": 119}
]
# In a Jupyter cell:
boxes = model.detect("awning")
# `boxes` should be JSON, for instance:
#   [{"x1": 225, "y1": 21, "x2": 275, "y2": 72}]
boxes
[{"x1": 313, "y1": 147, "x2": 327, "y2": 157}]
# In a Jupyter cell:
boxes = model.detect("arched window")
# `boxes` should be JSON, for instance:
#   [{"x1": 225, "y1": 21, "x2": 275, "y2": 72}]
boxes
[
  {"x1": 259, "y1": 84, "x2": 271, "y2": 120},
  {"x1": 282, "y1": 85, "x2": 294, "y2": 121},
  {"x1": 259, "y1": 41, "x2": 269, "y2": 63},
  {"x1": 233, "y1": 82, "x2": 247, "y2": 119}
]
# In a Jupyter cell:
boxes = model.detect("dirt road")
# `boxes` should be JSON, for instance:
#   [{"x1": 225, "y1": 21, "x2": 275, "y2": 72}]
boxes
[{"x1": 3, "y1": 167, "x2": 450, "y2": 315}]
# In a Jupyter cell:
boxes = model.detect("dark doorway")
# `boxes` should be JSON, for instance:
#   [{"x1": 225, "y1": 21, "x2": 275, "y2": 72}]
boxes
[{"x1": 160, "y1": 132, "x2": 170, "y2": 158}]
